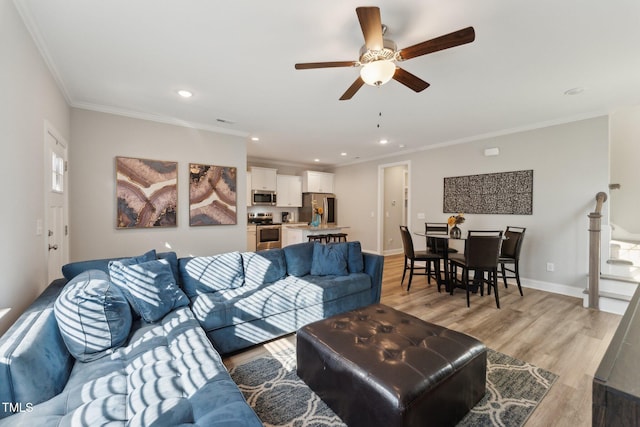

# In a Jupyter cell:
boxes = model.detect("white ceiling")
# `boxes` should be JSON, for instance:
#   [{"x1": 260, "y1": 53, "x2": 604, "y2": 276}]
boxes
[{"x1": 15, "y1": 0, "x2": 640, "y2": 167}]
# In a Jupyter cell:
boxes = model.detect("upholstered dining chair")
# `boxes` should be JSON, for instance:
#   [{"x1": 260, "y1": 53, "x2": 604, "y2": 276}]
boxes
[
  {"x1": 497, "y1": 226, "x2": 526, "y2": 296},
  {"x1": 448, "y1": 230, "x2": 503, "y2": 308},
  {"x1": 425, "y1": 222, "x2": 458, "y2": 254},
  {"x1": 399, "y1": 225, "x2": 444, "y2": 292}
]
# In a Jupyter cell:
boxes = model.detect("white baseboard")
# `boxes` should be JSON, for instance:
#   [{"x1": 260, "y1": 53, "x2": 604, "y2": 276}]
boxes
[
  {"x1": 520, "y1": 277, "x2": 585, "y2": 299},
  {"x1": 383, "y1": 248, "x2": 404, "y2": 256}
]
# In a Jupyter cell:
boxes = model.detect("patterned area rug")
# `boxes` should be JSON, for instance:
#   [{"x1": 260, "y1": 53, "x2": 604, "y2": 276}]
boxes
[{"x1": 229, "y1": 348, "x2": 557, "y2": 427}]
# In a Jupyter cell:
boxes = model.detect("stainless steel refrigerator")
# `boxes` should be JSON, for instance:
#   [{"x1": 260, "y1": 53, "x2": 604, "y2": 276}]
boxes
[{"x1": 300, "y1": 193, "x2": 337, "y2": 225}]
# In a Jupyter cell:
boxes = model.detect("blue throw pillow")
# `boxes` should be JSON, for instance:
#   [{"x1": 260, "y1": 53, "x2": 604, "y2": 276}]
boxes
[
  {"x1": 242, "y1": 250, "x2": 287, "y2": 287},
  {"x1": 179, "y1": 252, "x2": 245, "y2": 297},
  {"x1": 347, "y1": 241, "x2": 365, "y2": 273},
  {"x1": 107, "y1": 249, "x2": 157, "y2": 287},
  {"x1": 54, "y1": 270, "x2": 132, "y2": 362},
  {"x1": 157, "y1": 251, "x2": 181, "y2": 286},
  {"x1": 283, "y1": 241, "x2": 315, "y2": 277},
  {"x1": 112, "y1": 259, "x2": 189, "y2": 323},
  {"x1": 310, "y1": 242, "x2": 349, "y2": 276}
]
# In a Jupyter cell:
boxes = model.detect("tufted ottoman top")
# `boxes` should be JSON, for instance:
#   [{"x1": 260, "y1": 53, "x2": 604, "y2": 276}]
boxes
[{"x1": 297, "y1": 304, "x2": 487, "y2": 426}]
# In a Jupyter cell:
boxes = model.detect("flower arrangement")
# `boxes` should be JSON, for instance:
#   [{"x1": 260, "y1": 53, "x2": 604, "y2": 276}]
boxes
[
  {"x1": 447, "y1": 213, "x2": 465, "y2": 226},
  {"x1": 311, "y1": 201, "x2": 323, "y2": 227}
]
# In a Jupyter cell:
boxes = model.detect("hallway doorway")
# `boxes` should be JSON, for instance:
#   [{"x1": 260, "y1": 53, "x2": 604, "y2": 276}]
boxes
[{"x1": 377, "y1": 161, "x2": 410, "y2": 255}]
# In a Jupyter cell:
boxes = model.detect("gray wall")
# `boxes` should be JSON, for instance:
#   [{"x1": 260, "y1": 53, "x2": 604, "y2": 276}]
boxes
[
  {"x1": 70, "y1": 108, "x2": 247, "y2": 260},
  {"x1": 0, "y1": 0, "x2": 70, "y2": 334},
  {"x1": 334, "y1": 117, "x2": 609, "y2": 295}
]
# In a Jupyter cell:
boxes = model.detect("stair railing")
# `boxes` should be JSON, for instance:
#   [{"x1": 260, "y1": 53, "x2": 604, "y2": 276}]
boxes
[{"x1": 588, "y1": 191, "x2": 608, "y2": 309}]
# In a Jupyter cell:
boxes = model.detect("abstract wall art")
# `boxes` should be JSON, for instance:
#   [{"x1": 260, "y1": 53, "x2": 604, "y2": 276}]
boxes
[
  {"x1": 189, "y1": 163, "x2": 237, "y2": 226},
  {"x1": 443, "y1": 169, "x2": 533, "y2": 215},
  {"x1": 116, "y1": 156, "x2": 178, "y2": 228}
]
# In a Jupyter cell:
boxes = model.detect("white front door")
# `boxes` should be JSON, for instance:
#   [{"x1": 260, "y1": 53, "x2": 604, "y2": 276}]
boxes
[{"x1": 45, "y1": 127, "x2": 68, "y2": 282}]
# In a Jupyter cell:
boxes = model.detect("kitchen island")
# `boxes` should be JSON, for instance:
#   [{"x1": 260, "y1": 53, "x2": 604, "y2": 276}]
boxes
[{"x1": 282, "y1": 224, "x2": 350, "y2": 247}]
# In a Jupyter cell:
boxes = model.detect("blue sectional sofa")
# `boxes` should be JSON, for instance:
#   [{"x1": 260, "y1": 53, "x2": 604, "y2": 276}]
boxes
[{"x1": 0, "y1": 241, "x2": 383, "y2": 425}]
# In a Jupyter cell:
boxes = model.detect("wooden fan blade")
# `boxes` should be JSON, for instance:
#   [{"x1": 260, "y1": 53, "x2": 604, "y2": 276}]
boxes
[
  {"x1": 295, "y1": 61, "x2": 358, "y2": 70},
  {"x1": 398, "y1": 27, "x2": 475, "y2": 61},
  {"x1": 356, "y1": 6, "x2": 384, "y2": 50},
  {"x1": 339, "y1": 77, "x2": 365, "y2": 101},
  {"x1": 393, "y1": 67, "x2": 430, "y2": 92}
]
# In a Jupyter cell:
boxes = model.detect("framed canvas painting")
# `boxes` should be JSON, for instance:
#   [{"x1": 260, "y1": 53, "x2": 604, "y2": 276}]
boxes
[
  {"x1": 116, "y1": 156, "x2": 178, "y2": 228},
  {"x1": 189, "y1": 163, "x2": 237, "y2": 226}
]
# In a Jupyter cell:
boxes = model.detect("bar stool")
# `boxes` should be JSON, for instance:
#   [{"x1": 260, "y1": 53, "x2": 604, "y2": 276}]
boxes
[
  {"x1": 308, "y1": 234, "x2": 327, "y2": 243},
  {"x1": 327, "y1": 233, "x2": 348, "y2": 242}
]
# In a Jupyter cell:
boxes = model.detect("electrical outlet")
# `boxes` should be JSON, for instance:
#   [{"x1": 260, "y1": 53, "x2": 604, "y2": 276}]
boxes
[{"x1": 546, "y1": 262, "x2": 555, "y2": 272}]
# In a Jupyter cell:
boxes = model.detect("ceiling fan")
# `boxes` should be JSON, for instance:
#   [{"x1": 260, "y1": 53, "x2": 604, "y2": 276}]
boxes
[{"x1": 295, "y1": 6, "x2": 475, "y2": 100}]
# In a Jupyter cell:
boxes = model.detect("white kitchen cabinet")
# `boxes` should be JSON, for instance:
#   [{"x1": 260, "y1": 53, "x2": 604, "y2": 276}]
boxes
[
  {"x1": 250, "y1": 167, "x2": 277, "y2": 191},
  {"x1": 302, "y1": 171, "x2": 334, "y2": 193},
  {"x1": 246, "y1": 171, "x2": 252, "y2": 207},
  {"x1": 276, "y1": 175, "x2": 302, "y2": 207}
]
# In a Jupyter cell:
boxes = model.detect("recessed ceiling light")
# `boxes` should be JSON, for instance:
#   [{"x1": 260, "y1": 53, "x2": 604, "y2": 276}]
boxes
[
  {"x1": 564, "y1": 87, "x2": 584, "y2": 96},
  {"x1": 398, "y1": 144, "x2": 405, "y2": 148},
  {"x1": 251, "y1": 137, "x2": 260, "y2": 142},
  {"x1": 177, "y1": 90, "x2": 193, "y2": 98},
  {"x1": 380, "y1": 139, "x2": 388, "y2": 145},
  {"x1": 340, "y1": 152, "x2": 347, "y2": 156},
  {"x1": 314, "y1": 158, "x2": 320, "y2": 162}
]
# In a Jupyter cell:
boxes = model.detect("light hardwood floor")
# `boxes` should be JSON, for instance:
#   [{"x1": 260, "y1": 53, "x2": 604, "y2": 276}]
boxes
[{"x1": 224, "y1": 254, "x2": 622, "y2": 426}]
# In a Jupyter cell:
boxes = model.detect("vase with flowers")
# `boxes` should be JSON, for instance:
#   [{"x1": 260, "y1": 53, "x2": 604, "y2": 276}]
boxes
[
  {"x1": 447, "y1": 213, "x2": 465, "y2": 239},
  {"x1": 311, "y1": 204, "x2": 323, "y2": 227}
]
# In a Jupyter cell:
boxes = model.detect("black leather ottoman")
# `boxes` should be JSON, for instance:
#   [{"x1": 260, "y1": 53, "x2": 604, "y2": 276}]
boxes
[{"x1": 296, "y1": 304, "x2": 487, "y2": 427}]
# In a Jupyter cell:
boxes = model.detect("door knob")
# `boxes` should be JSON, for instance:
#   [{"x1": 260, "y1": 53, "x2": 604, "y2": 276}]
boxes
[{"x1": 48, "y1": 244, "x2": 58, "y2": 251}]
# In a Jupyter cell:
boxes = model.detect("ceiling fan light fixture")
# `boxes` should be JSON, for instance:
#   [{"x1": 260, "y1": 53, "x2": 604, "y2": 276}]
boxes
[{"x1": 360, "y1": 60, "x2": 396, "y2": 87}]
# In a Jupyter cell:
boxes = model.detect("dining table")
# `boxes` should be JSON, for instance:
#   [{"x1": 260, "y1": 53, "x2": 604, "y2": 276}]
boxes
[
  {"x1": 413, "y1": 230, "x2": 506, "y2": 293},
  {"x1": 413, "y1": 231, "x2": 459, "y2": 292}
]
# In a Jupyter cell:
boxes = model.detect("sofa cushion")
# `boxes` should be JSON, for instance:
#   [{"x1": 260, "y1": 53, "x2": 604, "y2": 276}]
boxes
[
  {"x1": 179, "y1": 252, "x2": 244, "y2": 297},
  {"x1": 347, "y1": 241, "x2": 365, "y2": 273},
  {"x1": 113, "y1": 259, "x2": 190, "y2": 323},
  {"x1": 2, "y1": 307, "x2": 262, "y2": 426},
  {"x1": 242, "y1": 249, "x2": 287, "y2": 287},
  {"x1": 191, "y1": 273, "x2": 372, "y2": 332},
  {"x1": 0, "y1": 279, "x2": 74, "y2": 418},
  {"x1": 311, "y1": 242, "x2": 349, "y2": 276},
  {"x1": 54, "y1": 270, "x2": 132, "y2": 362},
  {"x1": 283, "y1": 241, "x2": 314, "y2": 277}
]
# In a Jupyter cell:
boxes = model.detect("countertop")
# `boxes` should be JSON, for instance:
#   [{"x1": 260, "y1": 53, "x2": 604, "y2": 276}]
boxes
[{"x1": 283, "y1": 224, "x2": 349, "y2": 230}]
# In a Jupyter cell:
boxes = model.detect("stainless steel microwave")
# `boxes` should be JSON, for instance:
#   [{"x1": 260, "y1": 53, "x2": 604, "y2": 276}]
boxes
[{"x1": 252, "y1": 190, "x2": 277, "y2": 206}]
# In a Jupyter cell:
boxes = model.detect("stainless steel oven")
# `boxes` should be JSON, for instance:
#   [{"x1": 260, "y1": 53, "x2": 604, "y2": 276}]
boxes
[{"x1": 256, "y1": 224, "x2": 281, "y2": 250}]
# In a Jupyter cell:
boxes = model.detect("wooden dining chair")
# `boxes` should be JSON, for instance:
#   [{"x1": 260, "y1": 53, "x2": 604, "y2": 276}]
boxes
[
  {"x1": 448, "y1": 230, "x2": 503, "y2": 308},
  {"x1": 399, "y1": 225, "x2": 444, "y2": 291},
  {"x1": 497, "y1": 226, "x2": 526, "y2": 296}
]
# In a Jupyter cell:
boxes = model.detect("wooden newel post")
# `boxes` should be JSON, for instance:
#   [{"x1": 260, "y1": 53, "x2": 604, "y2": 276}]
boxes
[
  {"x1": 588, "y1": 211, "x2": 602, "y2": 309},
  {"x1": 588, "y1": 192, "x2": 608, "y2": 310}
]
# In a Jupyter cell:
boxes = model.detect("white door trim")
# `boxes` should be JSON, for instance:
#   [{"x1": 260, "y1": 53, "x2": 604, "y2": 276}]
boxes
[
  {"x1": 44, "y1": 120, "x2": 69, "y2": 283},
  {"x1": 377, "y1": 160, "x2": 411, "y2": 255}
]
